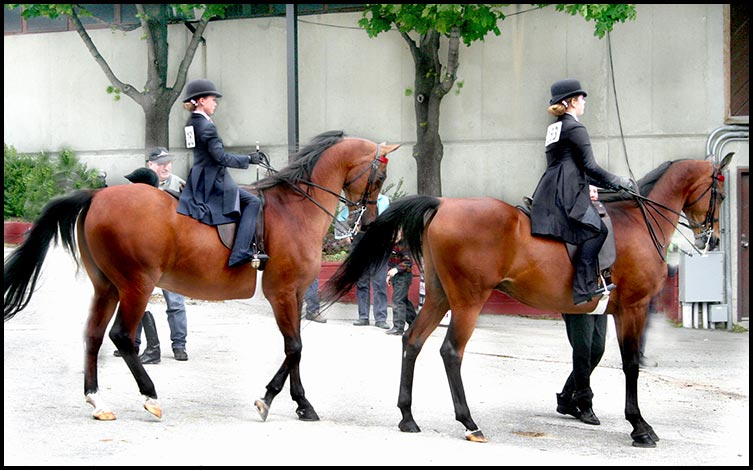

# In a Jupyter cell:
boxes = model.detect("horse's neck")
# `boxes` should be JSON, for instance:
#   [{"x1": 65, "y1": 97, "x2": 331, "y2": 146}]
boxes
[{"x1": 649, "y1": 161, "x2": 708, "y2": 230}]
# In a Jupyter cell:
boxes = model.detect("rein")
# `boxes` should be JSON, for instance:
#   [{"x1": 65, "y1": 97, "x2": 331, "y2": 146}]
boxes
[
  {"x1": 619, "y1": 168, "x2": 723, "y2": 258},
  {"x1": 266, "y1": 144, "x2": 386, "y2": 226},
  {"x1": 607, "y1": 31, "x2": 720, "y2": 260}
]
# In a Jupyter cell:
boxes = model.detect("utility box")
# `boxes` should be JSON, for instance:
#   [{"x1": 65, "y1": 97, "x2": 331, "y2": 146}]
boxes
[
  {"x1": 678, "y1": 251, "x2": 724, "y2": 302},
  {"x1": 709, "y1": 304, "x2": 729, "y2": 323}
]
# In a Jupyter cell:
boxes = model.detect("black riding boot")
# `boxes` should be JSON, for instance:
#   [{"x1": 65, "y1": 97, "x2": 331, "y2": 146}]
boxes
[
  {"x1": 138, "y1": 311, "x2": 161, "y2": 364},
  {"x1": 574, "y1": 387, "x2": 600, "y2": 425},
  {"x1": 556, "y1": 391, "x2": 580, "y2": 418}
]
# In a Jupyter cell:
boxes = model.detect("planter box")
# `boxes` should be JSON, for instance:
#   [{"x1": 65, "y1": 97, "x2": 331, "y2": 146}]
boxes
[{"x1": 4, "y1": 221, "x2": 32, "y2": 245}]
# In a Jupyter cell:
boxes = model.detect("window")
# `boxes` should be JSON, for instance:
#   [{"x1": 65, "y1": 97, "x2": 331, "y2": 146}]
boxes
[
  {"x1": 727, "y1": 4, "x2": 749, "y2": 123},
  {"x1": 4, "y1": 4, "x2": 139, "y2": 35}
]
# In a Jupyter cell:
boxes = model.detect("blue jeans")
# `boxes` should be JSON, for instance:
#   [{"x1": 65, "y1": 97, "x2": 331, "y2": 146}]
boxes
[
  {"x1": 356, "y1": 263, "x2": 388, "y2": 322},
  {"x1": 304, "y1": 279, "x2": 320, "y2": 315},
  {"x1": 135, "y1": 289, "x2": 188, "y2": 350},
  {"x1": 389, "y1": 271, "x2": 417, "y2": 329},
  {"x1": 352, "y1": 232, "x2": 388, "y2": 323}
]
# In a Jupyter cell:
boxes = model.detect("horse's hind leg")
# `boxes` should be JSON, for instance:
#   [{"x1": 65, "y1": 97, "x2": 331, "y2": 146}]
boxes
[
  {"x1": 83, "y1": 282, "x2": 120, "y2": 420},
  {"x1": 439, "y1": 303, "x2": 487, "y2": 443},
  {"x1": 613, "y1": 309, "x2": 658, "y2": 448},
  {"x1": 397, "y1": 289, "x2": 449, "y2": 434}
]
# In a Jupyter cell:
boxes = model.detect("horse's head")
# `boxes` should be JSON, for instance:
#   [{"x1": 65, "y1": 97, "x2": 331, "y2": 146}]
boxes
[
  {"x1": 342, "y1": 140, "x2": 400, "y2": 230},
  {"x1": 684, "y1": 152, "x2": 733, "y2": 251}
]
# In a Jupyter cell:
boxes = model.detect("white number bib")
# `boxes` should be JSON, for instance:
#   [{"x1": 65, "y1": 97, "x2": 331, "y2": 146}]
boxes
[
  {"x1": 184, "y1": 125, "x2": 196, "y2": 149},
  {"x1": 545, "y1": 122, "x2": 562, "y2": 147}
]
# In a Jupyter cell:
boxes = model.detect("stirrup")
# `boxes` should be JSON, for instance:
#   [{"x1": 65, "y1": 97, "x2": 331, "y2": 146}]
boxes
[{"x1": 596, "y1": 272, "x2": 616, "y2": 294}]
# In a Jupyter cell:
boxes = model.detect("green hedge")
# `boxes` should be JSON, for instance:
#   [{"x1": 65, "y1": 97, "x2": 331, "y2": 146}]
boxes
[{"x1": 4, "y1": 144, "x2": 106, "y2": 221}]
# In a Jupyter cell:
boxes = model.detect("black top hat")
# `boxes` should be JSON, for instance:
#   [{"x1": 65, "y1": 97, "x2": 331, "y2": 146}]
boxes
[{"x1": 549, "y1": 78, "x2": 587, "y2": 105}]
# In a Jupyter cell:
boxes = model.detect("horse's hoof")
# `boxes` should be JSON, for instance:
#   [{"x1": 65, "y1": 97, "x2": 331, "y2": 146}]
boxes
[
  {"x1": 143, "y1": 397, "x2": 162, "y2": 419},
  {"x1": 464, "y1": 429, "x2": 488, "y2": 443},
  {"x1": 92, "y1": 410, "x2": 117, "y2": 421},
  {"x1": 631, "y1": 434, "x2": 657, "y2": 448},
  {"x1": 296, "y1": 406, "x2": 320, "y2": 421},
  {"x1": 647, "y1": 426, "x2": 660, "y2": 442},
  {"x1": 398, "y1": 419, "x2": 421, "y2": 433},
  {"x1": 254, "y1": 399, "x2": 269, "y2": 422}
]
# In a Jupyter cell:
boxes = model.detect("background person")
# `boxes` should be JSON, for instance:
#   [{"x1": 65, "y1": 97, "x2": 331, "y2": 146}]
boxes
[
  {"x1": 114, "y1": 148, "x2": 190, "y2": 362},
  {"x1": 337, "y1": 193, "x2": 391, "y2": 329},
  {"x1": 385, "y1": 231, "x2": 417, "y2": 335},
  {"x1": 556, "y1": 185, "x2": 608, "y2": 425}
]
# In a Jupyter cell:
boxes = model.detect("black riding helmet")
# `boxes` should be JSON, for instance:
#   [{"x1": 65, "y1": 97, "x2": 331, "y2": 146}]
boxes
[
  {"x1": 549, "y1": 78, "x2": 587, "y2": 106},
  {"x1": 182, "y1": 78, "x2": 223, "y2": 103}
]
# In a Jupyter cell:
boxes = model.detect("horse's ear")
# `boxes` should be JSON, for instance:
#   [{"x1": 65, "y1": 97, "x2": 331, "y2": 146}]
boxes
[
  {"x1": 380, "y1": 143, "x2": 401, "y2": 156},
  {"x1": 719, "y1": 152, "x2": 734, "y2": 171}
]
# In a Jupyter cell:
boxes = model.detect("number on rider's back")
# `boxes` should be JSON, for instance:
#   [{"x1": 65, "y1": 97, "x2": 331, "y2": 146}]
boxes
[
  {"x1": 184, "y1": 126, "x2": 196, "y2": 149},
  {"x1": 545, "y1": 122, "x2": 562, "y2": 146}
]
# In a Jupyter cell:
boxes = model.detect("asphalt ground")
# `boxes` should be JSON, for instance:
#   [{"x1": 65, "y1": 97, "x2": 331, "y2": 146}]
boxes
[{"x1": 4, "y1": 245, "x2": 749, "y2": 466}]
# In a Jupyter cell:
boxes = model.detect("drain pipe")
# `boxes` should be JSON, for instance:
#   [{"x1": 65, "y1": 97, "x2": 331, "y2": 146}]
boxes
[{"x1": 705, "y1": 125, "x2": 749, "y2": 330}]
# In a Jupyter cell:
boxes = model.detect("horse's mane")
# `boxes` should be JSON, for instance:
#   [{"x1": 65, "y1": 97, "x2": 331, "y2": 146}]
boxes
[
  {"x1": 253, "y1": 130, "x2": 346, "y2": 191},
  {"x1": 599, "y1": 159, "x2": 685, "y2": 202}
]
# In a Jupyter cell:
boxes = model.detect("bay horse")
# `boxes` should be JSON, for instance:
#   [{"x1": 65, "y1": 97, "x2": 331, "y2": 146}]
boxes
[
  {"x1": 4, "y1": 130, "x2": 400, "y2": 422},
  {"x1": 323, "y1": 154, "x2": 733, "y2": 447}
]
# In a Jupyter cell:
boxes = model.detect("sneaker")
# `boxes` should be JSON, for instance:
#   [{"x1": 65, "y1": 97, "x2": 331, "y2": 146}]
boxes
[
  {"x1": 352, "y1": 319, "x2": 369, "y2": 326},
  {"x1": 639, "y1": 353, "x2": 658, "y2": 368},
  {"x1": 385, "y1": 326, "x2": 403, "y2": 335},
  {"x1": 173, "y1": 348, "x2": 188, "y2": 361},
  {"x1": 305, "y1": 313, "x2": 327, "y2": 323},
  {"x1": 374, "y1": 321, "x2": 389, "y2": 329}
]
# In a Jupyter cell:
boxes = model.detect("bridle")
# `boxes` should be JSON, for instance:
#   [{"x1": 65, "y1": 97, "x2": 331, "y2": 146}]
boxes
[
  {"x1": 680, "y1": 165, "x2": 725, "y2": 252},
  {"x1": 339, "y1": 143, "x2": 388, "y2": 236},
  {"x1": 274, "y1": 143, "x2": 387, "y2": 229},
  {"x1": 624, "y1": 164, "x2": 725, "y2": 259}
]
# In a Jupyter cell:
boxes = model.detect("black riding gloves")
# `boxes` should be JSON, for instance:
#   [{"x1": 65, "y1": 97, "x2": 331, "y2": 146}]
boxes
[
  {"x1": 616, "y1": 176, "x2": 638, "y2": 194},
  {"x1": 248, "y1": 152, "x2": 265, "y2": 165}
]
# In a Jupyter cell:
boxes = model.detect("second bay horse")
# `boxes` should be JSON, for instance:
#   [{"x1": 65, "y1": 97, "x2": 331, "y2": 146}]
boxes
[{"x1": 323, "y1": 154, "x2": 732, "y2": 447}]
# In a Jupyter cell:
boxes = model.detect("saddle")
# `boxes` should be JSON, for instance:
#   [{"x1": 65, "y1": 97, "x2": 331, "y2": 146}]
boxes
[
  {"x1": 216, "y1": 190, "x2": 267, "y2": 268},
  {"x1": 518, "y1": 197, "x2": 616, "y2": 273}
]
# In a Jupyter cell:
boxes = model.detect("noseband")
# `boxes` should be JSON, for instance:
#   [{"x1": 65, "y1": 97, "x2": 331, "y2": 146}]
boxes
[
  {"x1": 681, "y1": 167, "x2": 725, "y2": 251},
  {"x1": 341, "y1": 144, "x2": 387, "y2": 236}
]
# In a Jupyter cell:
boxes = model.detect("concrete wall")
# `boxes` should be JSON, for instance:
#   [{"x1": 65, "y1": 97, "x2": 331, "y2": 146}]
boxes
[{"x1": 3, "y1": 5, "x2": 749, "y2": 317}]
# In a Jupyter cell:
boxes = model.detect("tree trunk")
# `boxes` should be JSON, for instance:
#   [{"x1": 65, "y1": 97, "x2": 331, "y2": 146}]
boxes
[
  {"x1": 410, "y1": 31, "x2": 445, "y2": 197},
  {"x1": 144, "y1": 102, "x2": 171, "y2": 152}
]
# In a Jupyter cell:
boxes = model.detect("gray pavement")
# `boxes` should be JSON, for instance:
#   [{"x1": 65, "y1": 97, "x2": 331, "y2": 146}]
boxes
[{"x1": 4, "y1": 245, "x2": 749, "y2": 466}]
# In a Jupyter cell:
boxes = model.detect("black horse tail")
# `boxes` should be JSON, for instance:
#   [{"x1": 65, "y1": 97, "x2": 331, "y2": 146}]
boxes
[
  {"x1": 4, "y1": 190, "x2": 96, "y2": 321},
  {"x1": 321, "y1": 194, "x2": 441, "y2": 306}
]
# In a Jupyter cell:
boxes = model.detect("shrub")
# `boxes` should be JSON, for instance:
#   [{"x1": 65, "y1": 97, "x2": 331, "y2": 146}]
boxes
[{"x1": 4, "y1": 144, "x2": 106, "y2": 221}]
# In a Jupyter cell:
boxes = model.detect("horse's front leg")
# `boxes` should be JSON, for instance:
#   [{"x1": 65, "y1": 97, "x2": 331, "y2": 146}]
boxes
[
  {"x1": 255, "y1": 332, "x2": 319, "y2": 422},
  {"x1": 614, "y1": 309, "x2": 659, "y2": 447}
]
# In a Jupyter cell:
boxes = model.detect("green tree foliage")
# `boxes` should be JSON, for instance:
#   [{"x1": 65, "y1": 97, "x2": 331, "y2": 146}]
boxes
[{"x1": 359, "y1": 4, "x2": 637, "y2": 196}]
